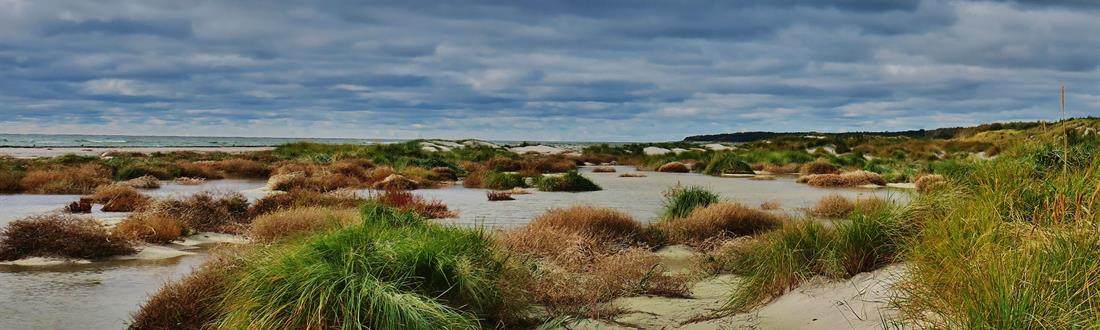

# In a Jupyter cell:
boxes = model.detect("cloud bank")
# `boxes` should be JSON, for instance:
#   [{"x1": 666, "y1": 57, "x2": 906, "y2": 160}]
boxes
[{"x1": 0, "y1": 0, "x2": 1097, "y2": 141}]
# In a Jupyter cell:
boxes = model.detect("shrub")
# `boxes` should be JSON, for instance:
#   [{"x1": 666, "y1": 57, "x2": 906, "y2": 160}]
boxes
[
  {"x1": 20, "y1": 164, "x2": 112, "y2": 194},
  {"x1": 657, "y1": 161, "x2": 690, "y2": 173},
  {"x1": 799, "y1": 160, "x2": 839, "y2": 176},
  {"x1": 482, "y1": 172, "x2": 526, "y2": 190},
  {"x1": 0, "y1": 215, "x2": 134, "y2": 261},
  {"x1": 89, "y1": 184, "x2": 151, "y2": 212},
  {"x1": 130, "y1": 250, "x2": 244, "y2": 330},
  {"x1": 659, "y1": 185, "x2": 720, "y2": 220},
  {"x1": 248, "y1": 189, "x2": 364, "y2": 218},
  {"x1": 532, "y1": 171, "x2": 601, "y2": 192},
  {"x1": 138, "y1": 192, "x2": 249, "y2": 234},
  {"x1": 248, "y1": 206, "x2": 359, "y2": 242},
  {"x1": 372, "y1": 189, "x2": 456, "y2": 219},
  {"x1": 219, "y1": 205, "x2": 517, "y2": 329},
  {"x1": 702, "y1": 153, "x2": 754, "y2": 176},
  {"x1": 487, "y1": 191, "x2": 514, "y2": 201},
  {"x1": 113, "y1": 215, "x2": 185, "y2": 244},
  {"x1": 653, "y1": 202, "x2": 783, "y2": 246},
  {"x1": 462, "y1": 170, "x2": 486, "y2": 188}
]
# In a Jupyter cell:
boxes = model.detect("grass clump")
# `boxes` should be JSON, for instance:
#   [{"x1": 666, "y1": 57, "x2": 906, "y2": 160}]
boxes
[
  {"x1": 248, "y1": 189, "x2": 364, "y2": 218},
  {"x1": 659, "y1": 185, "x2": 720, "y2": 220},
  {"x1": 657, "y1": 161, "x2": 690, "y2": 173},
  {"x1": 799, "y1": 160, "x2": 839, "y2": 176},
  {"x1": 219, "y1": 204, "x2": 518, "y2": 329},
  {"x1": 248, "y1": 206, "x2": 359, "y2": 242},
  {"x1": 0, "y1": 215, "x2": 134, "y2": 261},
  {"x1": 499, "y1": 206, "x2": 689, "y2": 317},
  {"x1": 88, "y1": 184, "x2": 152, "y2": 212},
  {"x1": 138, "y1": 192, "x2": 250, "y2": 234},
  {"x1": 799, "y1": 170, "x2": 886, "y2": 187},
  {"x1": 532, "y1": 170, "x2": 601, "y2": 192},
  {"x1": 591, "y1": 166, "x2": 616, "y2": 173},
  {"x1": 20, "y1": 164, "x2": 112, "y2": 194},
  {"x1": 914, "y1": 174, "x2": 946, "y2": 192},
  {"x1": 372, "y1": 189, "x2": 456, "y2": 219},
  {"x1": 481, "y1": 172, "x2": 527, "y2": 190},
  {"x1": 702, "y1": 153, "x2": 753, "y2": 176},
  {"x1": 121, "y1": 175, "x2": 161, "y2": 189},
  {"x1": 725, "y1": 203, "x2": 906, "y2": 312},
  {"x1": 486, "y1": 191, "x2": 514, "y2": 201},
  {"x1": 653, "y1": 202, "x2": 783, "y2": 247},
  {"x1": 130, "y1": 249, "x2": 245, "y2": 330},
  {"x1": 113, "y1": 215, "x2": 185, "y2": 244}
]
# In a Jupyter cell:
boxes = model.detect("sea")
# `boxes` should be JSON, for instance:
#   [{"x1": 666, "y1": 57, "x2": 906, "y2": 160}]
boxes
[{"x1": 0, "y1": 134, "x2": 615, "y2": 148}]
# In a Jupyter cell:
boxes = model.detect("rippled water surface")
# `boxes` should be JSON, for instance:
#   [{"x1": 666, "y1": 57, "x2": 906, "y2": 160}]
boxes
[{"x1": 0, "y1": 168, "x2": 908, "y2": 329}]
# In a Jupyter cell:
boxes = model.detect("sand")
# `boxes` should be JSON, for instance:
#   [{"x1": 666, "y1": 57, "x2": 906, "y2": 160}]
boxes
[
  {"x1": 0, "y1": 146, "x2": 274, "y2": 158},
  {"x1": 571, "y1": 259, "x2": 907, "y2": 330}
]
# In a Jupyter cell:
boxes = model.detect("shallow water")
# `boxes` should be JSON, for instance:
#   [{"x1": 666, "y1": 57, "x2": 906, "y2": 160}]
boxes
[
  {"x1": 0, "y1": 168, "x2": 908, "y2": 329},
  {"x1": 418, "y1": 166, "x2": 908, "y2": 228}
]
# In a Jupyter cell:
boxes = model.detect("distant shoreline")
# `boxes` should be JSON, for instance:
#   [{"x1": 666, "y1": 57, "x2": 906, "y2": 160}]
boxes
[{"x1": 0, "y1": 146, "x2": 275, "y2": 158}]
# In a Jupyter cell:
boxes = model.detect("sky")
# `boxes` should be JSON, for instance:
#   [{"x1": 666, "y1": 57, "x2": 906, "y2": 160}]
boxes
[{"x1": 0, "y1": 0, "x2": 1097, "y2": 142}]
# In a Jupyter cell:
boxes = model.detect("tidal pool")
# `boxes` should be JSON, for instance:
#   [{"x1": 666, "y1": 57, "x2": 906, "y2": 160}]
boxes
[{"x1": 0, "y1": 168, "x2": 908, "y2": 329}]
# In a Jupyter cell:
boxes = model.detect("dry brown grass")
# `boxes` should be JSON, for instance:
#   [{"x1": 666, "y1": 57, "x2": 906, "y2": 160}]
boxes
[
  {"x1": 372, "y1": 189, "x2": 455, "y2": 219},
  {"x1": 89, "y1": 184, "x2": 152, "y2": 212},
  {"x1": 652, "y1": 202, "x2": 784, "y2": 247},
  {"x1": 801, "y1": 170, "x2": 887, "y2": 187},
  {"x1": 760, "y1": 201, "x2": 780, "y2": 210},
  {"x1": 763, "y1": 163, "x2": 800, "y2": 174},
  {"x1": 487, "y1": 191, "x2": 514, "y2": 201},
  {"x1": 331, "y1": 159, "x2": 374, "y2": 182},
  {"x1": 372, "y1": 174, "x2": 419, "y2": 190},
  {"x1": 429, "y1": 167, "x2": 457, "y2": 181},
  {"x1": 174, "y1": 161, "x2": 225, "y2": 180},
  {"x1": 248, "y1": 207, "x2": 359, "y2": 242},
  {"x1": 138, "y1": 192, "x2": 250, "y2": 234},
  {"x1": 618, "y1": 172, "x2": 647, "y2": 178},
  {"x1": 812, "y1": 194, "x2": 855, "y2": 218},
  {"x1": 122, "y1": 175, "x2": 161, "y2": 189},
  {"x1": 113, "y1": 215, "x2": 184, "y2": 244},
  {"x1": 462, "y1": 170, "x2": 486, "y2": 188},
  {"x1": 20, "y1": 164, "x2": 112, "y2": 194},
  {"x1": 247, "y1": 189, "x2": 364, "y2": 218},
  {"x1": 129, "y1": 250, "x2": 243, "y2": 330},
  {"x1": 811, "y1": 194, "x2": 887, "y2": 218},
  {"x1": 0, "y1": 215, "x2": 134, "y2": 261},
  {"x1": 498, "y1": 206, "x2": 690, "y2": 318},
  {"x1": 657, "y1": 161, "x2": 691, "y2": 173},
  {"x1": 799, "y1": 160, "x2": 839, "y2": 176},
  {"x1": 591, "y1": 166, "x2": 616, "y2": 173},
  {"x1": 749, "y1": 175, "x2": 776, "y2": 181},
  {"x1": 172, "y1": 177, "x2": 205, "y2": 185},
  {"x1": 212, "y1": 159, "x2": 269, "y2": 178},
  {"x1": 0, "y1": 170, "x2": 22, "y2": 193},
  {"x1": 67, "y1": 200, "x2": 92, "y2": 213},
  {"x1": 915, "y1": 174, "x2": 946, "y2": 192}
]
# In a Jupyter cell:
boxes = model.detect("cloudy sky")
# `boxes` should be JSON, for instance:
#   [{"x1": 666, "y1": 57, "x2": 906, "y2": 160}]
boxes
[{"x1": 0, "y1": 0, "x2": 1097, "y2": 141}]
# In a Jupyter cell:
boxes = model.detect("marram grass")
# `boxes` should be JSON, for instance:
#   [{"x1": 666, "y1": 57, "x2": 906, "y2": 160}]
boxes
[{"x1": 218, "y1": 203, "x2": 511, "y2": 329}]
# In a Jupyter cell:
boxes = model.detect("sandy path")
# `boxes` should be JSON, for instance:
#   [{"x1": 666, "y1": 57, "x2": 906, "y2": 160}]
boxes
[
  {"x1": 0, "y1": 146, "x2": 274, "y2": 158},
  {"x1": 571, "y1": 263, "x2": 906, "y2": 330}
]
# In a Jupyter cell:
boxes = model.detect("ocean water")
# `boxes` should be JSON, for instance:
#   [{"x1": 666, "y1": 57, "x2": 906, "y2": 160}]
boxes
[{"x1": 0, "y1": 134, "x2": 624, "y2": 148}]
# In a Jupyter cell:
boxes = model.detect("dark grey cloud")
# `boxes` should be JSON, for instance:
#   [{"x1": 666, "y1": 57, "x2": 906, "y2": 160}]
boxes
[{"x1": 0, "y1": 0, "x2": 1096, "y2": 141}]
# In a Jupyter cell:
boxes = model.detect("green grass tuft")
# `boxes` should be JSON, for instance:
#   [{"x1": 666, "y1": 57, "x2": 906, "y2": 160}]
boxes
[
  {"x1": 659, "y1": 185, "x2": 719, "y2": 220},
  {"x1": 532, "y1": 170, "x2": 601, "y2": 192}
]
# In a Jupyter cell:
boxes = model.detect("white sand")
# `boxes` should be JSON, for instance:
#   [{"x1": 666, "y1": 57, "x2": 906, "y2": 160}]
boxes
[
  {"x1": 0, "y1": 146, "x2": 273, "y2": 158},
  {"x1": 509, "y1": 145, "x2": 569, "y2": 155},
  {"x1": 643, "y1": 146, "x2": 671, "y2": 155},
  {"x1": 572, "y1": 263, "x2": 907, "y2": 329}
]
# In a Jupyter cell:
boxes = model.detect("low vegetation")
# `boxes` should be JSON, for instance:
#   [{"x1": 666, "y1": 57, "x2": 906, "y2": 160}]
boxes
[
  {"x1": 112, "y1": 215, "x2": 185, "y2": 244},
  {"x1": 481, "y1": 172, "x2": 527, "y2": 190},
  {"x1": 88, "y1": 184, "x2": 151, "y2": 212},
  {"x1": 486, "y1": 191, "x2": 514, "y2": 201},
  {"x1": 371, "y1": 189, "x2": 456, "y2": 219},
  {"x1": 532, "y1": 170, "x2": 601, "y2": 192},
  {"x1": 136, "y1": 192, "x2": 250, "y2": 234},
  {"x1": 701, "y1": 152, "x2": 753, "y2": 176},
  {"x1": 0, "y1": 215, "x2": 134, "y2": 261},
  {"x1": 653, "y1": 202, "x2": 783, "y2": 247},
  {"x1": 248, "y1": 206, "x2": 359, "y2": 242},
  {"x1": 660, "y1": 185, "x2": 720, "y2": 220}
]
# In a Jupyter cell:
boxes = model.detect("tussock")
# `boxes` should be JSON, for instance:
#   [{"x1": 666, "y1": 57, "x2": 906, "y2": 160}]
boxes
[
  {"x1": 89, "y1": 184, "x2": 151, "y2": 212},
  {"x1": 372, "y1": 189, "x2": 456, "y2": 219},
  {"x1": 914, "y1": 174, "x2": 946, "y2": 192},
  {"x1": 0, "y1": 215, "x2": 134, "y2": 261},
  {"x1": 653, "y1": 202, "x2": 783, "y2": 247},
  {"x1": 113, "y1": 215, "x2": 184, "y2": 244},
  {"x1": 657, "y1": 161, "x2": 690, "y2": 173},
  {"x1": 121, "y1": 175, "x2": 161, "y2": 189},
  {"x1": 248, "y1": 206, "x2": 359, "y2": 242},
  {"x1": 591, "y1": 166, "x2": 616, "y2": 173},
  {"x1": 799, "y1": 160, "x2": 839, "y2": 176}
]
